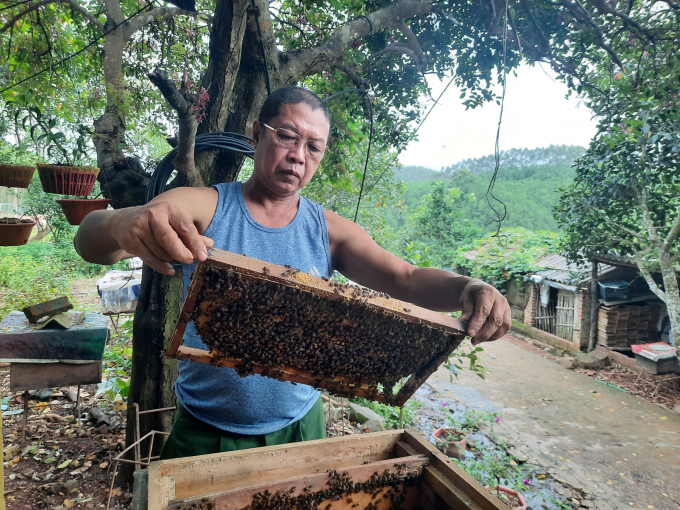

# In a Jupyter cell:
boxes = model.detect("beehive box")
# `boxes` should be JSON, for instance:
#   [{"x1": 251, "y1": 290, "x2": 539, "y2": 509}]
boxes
[
  {"x1": 167, "y1": 248, "x2": 468, "y2": 406},
  {"x1": 148, "y1": 430, "x2": 509, "y2": 510}
]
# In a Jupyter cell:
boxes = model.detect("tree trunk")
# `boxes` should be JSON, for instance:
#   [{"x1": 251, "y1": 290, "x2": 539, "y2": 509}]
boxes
[
  {"x1": 94, "y1": 26, "x2": 150, "y2": 209},
  {"x1": 658, "y1": 254, "x2": 680, "y2": 351},
  {"x1": 120, "y1": 267, "x2": 183, "y2": 485}
]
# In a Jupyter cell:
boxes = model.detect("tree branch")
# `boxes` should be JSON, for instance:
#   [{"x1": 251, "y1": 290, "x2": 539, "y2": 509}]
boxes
[
  {"x1": 664, "y1": 206, "x2": 680, "y2": 248},
  {"x1": 585, "y1": 0, "x2": 651, "y2": 40},
  {"x1": 632, "y1": 176, "x2": 662, "y2": 245},
  {"x1": 634, "y1": 251, "x2": 666, "y2": 301},
  {"x1": 1, "y1": 0, "x2": 103, "y2": 32},
  {"x1": 395, "y1": 21, "x2": 427, "y2": 71},
  {"x1": 149, "y1": 70, "x2": 205, "y2": 188},
  {"x1": 280, "y1": 0, "x2": 434, "y2": 83},
  {"x1": 335, "y1": 63, "x2": 369, "y2": 89},
  {"x1": 125, "y1": 7, "x2": 195, "y2": 38}
]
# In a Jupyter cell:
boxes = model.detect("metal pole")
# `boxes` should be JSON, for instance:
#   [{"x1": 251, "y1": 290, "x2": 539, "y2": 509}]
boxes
[
  {"x1": 134, "y1": 403, "x2": 141, "y2": 470},
  {"x1": 587, "y1": 260, "x2": 599, "y2": 353}
]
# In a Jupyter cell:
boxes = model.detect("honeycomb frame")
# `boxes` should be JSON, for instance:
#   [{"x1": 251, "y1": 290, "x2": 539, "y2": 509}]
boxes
[{"x1": 167, "y1": 247, "x2": 468, "y2": 406}]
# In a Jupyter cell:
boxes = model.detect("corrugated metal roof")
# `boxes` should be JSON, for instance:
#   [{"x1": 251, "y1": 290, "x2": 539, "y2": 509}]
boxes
[{"x1": 532, "y1": 254, "x2": 616, "y2": 285}]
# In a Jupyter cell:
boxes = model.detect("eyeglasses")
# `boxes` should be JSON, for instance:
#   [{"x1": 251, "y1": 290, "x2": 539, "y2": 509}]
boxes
[{"x1": 261, "y1": 122, "x2": 329, "y2": 160}]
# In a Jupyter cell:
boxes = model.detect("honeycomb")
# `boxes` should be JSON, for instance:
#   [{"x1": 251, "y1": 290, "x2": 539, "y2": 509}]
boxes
[{"x1": 170, "y1": 249, "x2": 467, "y2": 404}]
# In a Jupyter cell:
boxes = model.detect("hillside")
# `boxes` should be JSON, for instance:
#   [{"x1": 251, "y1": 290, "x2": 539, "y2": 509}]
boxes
[{"x1": 393, "y1": 145, "x2": 585, "y2": 232}]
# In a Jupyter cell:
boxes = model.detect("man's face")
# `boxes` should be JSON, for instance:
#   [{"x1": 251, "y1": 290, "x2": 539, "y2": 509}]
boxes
[{"x1": 251, "y1": 102, "x2": 330, "y2": 197}]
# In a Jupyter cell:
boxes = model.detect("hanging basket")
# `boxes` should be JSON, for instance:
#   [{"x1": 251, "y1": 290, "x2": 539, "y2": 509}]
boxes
[
  {"x1": 0, "y1": 218, "x2": 36, "y2": 246},
  {"x1": 0, "y1": 163, "x2": 36, "y2": 188},
  {"x1": 56, "y1": 198, "x2": 112, "y2": 225},
  {"x1": 37, "y1": 164, "x2": 100, "y2": 196}
]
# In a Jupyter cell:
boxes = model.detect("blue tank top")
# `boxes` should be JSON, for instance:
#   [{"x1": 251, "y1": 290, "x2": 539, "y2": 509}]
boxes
[{"x1": 174, "y1": 182, "x2": 334, "y2": 434}]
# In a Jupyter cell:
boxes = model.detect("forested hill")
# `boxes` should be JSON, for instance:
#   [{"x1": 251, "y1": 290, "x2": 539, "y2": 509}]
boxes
[
  {"x1": 394, "y1": 145, "x2": 585, "y2": 232},
  {"x1": 441, "y1": 145, "x2": 585, "y2": 175}
]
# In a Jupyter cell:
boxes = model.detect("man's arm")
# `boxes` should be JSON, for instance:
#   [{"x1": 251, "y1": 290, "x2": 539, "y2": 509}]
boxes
[
  {"x1": 74, "y1": 187, "x2": 218, "y2": 275},
  {"x1": 325, "y1": 210, "x2": 511, "y2": 343}
]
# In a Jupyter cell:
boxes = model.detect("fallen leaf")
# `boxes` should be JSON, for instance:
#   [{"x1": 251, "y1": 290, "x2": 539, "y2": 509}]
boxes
[
  {"x1": 57, "y1": 459, "x2": 72, "y2": 469},
  {"x1": 593, "y1": 393, "x2": 602, "y2": 397},
  {"x1": 99, "y1": 461, "x2": 109, "y2": 469},
  {"x1": 44, "y1": 457, "x2": 56, "y2": 464},
  {"x1": 63, "y1": 499, "x2": 74, "y2": 508},
  {"x1": 659, "y1": 416, "x2": 668, "y2": 421}
]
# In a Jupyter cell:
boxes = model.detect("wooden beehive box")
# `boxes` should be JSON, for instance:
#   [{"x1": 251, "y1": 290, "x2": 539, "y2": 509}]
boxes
[
  {"x1": 148, "y1": 430, "x2": 509, "y2": 510},
  {"x1": 167, "y1": 248, "x2": 468, "y2": 406}
]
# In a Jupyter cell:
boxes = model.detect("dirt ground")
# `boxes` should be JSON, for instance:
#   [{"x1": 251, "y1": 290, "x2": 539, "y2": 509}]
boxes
[
  {"x1": 1, "y1": 374, "x2": 130, "y2": 509},
  {"x1": 433, "y1": 334, "x2": 680, "y2": 510}
]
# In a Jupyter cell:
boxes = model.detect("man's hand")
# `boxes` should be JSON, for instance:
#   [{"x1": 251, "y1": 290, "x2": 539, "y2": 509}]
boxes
[
  {"x1": 107, "y1": 202, "x2": 213, "y2": 275},
  {"x1": 459, "y1": 279, "x2": 512, "y2": 344}
]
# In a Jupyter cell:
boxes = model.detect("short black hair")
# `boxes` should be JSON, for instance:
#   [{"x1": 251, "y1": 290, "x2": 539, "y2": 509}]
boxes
[{"x1": 257, "y1": 86, "x2": 331, "y2": 129}]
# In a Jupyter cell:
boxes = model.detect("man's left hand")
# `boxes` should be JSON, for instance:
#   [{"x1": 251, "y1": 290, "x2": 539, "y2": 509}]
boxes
[{"x1": 459, "y1": 279, "x2": 512, "y2": 344}]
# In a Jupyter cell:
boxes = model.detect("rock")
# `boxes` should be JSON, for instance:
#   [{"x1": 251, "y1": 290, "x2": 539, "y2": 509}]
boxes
[
  {"x1": 575, "y1": 352, "x2": 610, "y2": 370},
  {"x1": 363, "y1": 419, "x2": 385, "y2": 432},
  {"x1": 347, "y1": 403, "x2": 385, "y2": 427},
  {"x1": 673, "y1": 404, "x2": 680, "y2": 415},
  {"x1": 557, "y1": 357, "x2": 575, "y2": 369},
  {"x1": 97, "y1": 424, "x2": 109, "y2": 435},
  {"x1": 581, "y1": 501, "x2": 594, "y2": 508},
  {"x1": 50, "y1": 479, "x2": 78, "y2": 495}
]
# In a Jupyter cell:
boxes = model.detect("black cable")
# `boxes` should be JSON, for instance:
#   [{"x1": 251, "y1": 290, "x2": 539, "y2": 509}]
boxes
[
  {"x1": 364, "y1": 73, "x2": 457, "y2": 196},
  {"x1": 252, "y1": 0, "x2": 272, "y2": 95},
  {"x1": 322, "y1": 88, "x2": 373, "y2": 223},
  {"x1": 145, "y1": 132, "x2": 255, "y2": 203},
  {"x1": 0, "y1": 2, "x2": 154, "y2": 94},
  {"x1": 486, "y1": 0, "x2": 510, "y2": 243}
]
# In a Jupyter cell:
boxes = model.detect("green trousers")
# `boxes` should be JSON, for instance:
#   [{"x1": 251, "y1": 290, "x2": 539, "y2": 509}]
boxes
[{"x1": 160, "y1": 396, "x2": 326, "y2": 460}]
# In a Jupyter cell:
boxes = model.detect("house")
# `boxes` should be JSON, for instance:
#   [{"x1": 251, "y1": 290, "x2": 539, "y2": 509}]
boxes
[{"x1": 506, "y1": 254, "x2": 670, "y2": 354}]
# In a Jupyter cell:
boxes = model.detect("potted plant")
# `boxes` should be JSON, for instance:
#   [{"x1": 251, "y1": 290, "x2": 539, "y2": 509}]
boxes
[
  {"x1": 55, "y1": 197, "x2": 112, "y2": 225},
  {"x1": 488, "y1": 485, "x2": 527, "y2": 510},
  {"x1": 0, "y1": 163, "x2": 36, "y2": 188},
  {"x1": 432, "y1": 427, "x2": 469, "y2": 459},
  {"x1": 485, "y1": 456, "x2": 527, "y2": 510},
  {"x1": 0, "y1": 217, "x2": 36, "y2": 246},
  {"x1": 26, "y1": 108, "x2": 100, "y2": 195}
]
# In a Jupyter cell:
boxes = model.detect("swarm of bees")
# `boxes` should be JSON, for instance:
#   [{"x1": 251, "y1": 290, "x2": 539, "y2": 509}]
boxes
[
  {"x1": 175, "y1": 498, "x2": 214, "y2": 509},
  {"x1": 238, "y1": 465, "x2": 420, "y2": 510},
  {"x1": 189, "y1": 265, "x2": 464, "y2": 402}
]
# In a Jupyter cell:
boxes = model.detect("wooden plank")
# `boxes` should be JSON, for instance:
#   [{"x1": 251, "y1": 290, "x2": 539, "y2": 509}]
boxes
[
  {"x1": 418, "y1": 478, "x2": 447, "y2": 510},
  {"x1": 150, "y1": 431, "x2": 403, "y2": 510},
  {"x1": 166, "y1": 248, "x2": 467, "y2": 406},
  {"x1": 9, "y1": 361, "x2": 102, "y2": 392},
  {"x1": 403, "y1": 431, "x2": 509, "y2": 510},
  {"x1": 172, "y1": 455, "x2": 427, "y2": 510},
  {"x1": 423, "y1": 466, "x2": 484, "y2": 510}
]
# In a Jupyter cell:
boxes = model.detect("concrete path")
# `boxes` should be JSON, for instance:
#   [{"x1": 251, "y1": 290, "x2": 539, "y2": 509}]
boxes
[{"x1": 425, "y1": 336, "x2": 680, "y2": 510}]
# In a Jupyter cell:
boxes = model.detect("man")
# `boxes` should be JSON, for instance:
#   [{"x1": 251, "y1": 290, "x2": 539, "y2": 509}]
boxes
[{"x1": 75, "y1": 86, "x2": 511, "y2": 459}]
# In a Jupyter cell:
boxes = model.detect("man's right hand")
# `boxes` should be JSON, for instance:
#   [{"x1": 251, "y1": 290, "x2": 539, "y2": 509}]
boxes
[
  {"x1": 74, "y1": 187, "x2": 218, "y2": 274},
  {"x1": 108, "y1": 202, "x2": 211, "y2": 275}
]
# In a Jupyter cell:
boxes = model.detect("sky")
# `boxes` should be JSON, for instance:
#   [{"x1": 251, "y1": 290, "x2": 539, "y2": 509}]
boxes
[{"x1": 398, "y1": 63, "x2": 598, "y2": 170}]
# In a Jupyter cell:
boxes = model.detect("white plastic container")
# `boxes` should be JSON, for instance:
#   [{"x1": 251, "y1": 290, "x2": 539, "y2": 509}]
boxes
[{"x1": 97, "y1": 270, "x2": 143, "y2": 314}]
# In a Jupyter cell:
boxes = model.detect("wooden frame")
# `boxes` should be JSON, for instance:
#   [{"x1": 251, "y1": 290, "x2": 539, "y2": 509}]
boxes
[
  {"x1": 166, "y1": 248, "x2": 468, "y2": 406},
  {"x1": 147, "y1": 430, "x2": 509, "y2": 510}
]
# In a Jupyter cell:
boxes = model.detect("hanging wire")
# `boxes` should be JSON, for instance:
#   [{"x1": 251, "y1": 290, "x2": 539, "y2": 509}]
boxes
[
  {"x1": 252, "y1": 0, "x2": 272, "y2": 95},
  {"x1": 486, "y1": 0, "x2": 511, "y2": 244},
  {"x1": 322, "y1": 88, "x2": 373, "y2": 223},
  {"x1": 364, "y1": 73, "x2": 457, "y2": 196},
  {"x1": 0, "y1": 1, "x2": 156, "y2": 94}
]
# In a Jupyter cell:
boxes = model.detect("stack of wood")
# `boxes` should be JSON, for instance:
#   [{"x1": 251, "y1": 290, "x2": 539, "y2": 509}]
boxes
[{"x1": 598, "y1": 301, "x2": 663, "y2": 348}]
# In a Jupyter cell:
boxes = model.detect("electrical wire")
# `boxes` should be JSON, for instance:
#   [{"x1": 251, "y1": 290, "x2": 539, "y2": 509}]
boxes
[
  {"x1": 0, "y1": 1, "x2": 155, "y2": 94},
  {"x1": 364, "y1": 73, "x2": 457, "y2": 196},
  {"x1": 252, "y1": 0, "x2": 272, "y2": 95},
  {"x1": 145, "y1": 132, "x2": 255, "y2": 202},
  {"x1": 486, "y1": 0, "x2": 510, "y2": 244},
  {"x1": 322, "y1": 88, "x2": 373, "y2": 223}
]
